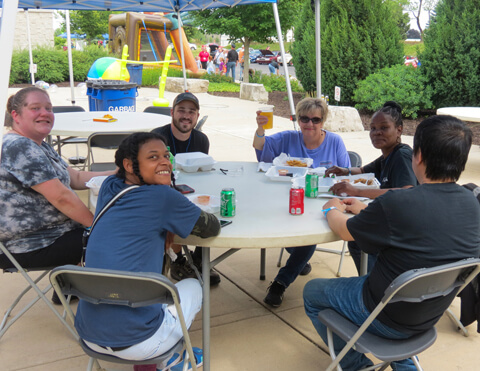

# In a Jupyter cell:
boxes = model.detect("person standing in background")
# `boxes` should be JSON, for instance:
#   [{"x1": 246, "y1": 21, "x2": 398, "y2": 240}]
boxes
[
  {"x1": 199, "y1": 45, "x2": 209, "y2": 70},
  {"x1": 226, "y1": 43, "x2": 239, "y2": 81}
]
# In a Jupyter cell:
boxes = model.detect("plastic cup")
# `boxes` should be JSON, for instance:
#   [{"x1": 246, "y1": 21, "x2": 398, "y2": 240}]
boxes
[{"x1": 259, "y1": 106, "x2": 274, "y2": 129}]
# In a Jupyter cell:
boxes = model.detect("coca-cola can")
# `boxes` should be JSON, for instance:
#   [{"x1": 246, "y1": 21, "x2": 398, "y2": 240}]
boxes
[{"x1": 289, "y1": 187, "x2": 304, "y2": 215}]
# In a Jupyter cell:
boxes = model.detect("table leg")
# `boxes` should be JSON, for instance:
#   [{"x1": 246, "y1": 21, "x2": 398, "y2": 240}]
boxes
[
  {"x1": 202, "y1": 247, "x2": 211, "y2": 371},
  {"x1": 360, "y1": 251, "x2": 368, "y2": 276},
  {"x1": 260, "y1": 248, "x2": 266, "y2": 280}
]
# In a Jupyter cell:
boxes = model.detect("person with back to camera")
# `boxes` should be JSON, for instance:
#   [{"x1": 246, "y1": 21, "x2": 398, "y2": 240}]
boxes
[
  {"x1": 226, "y1": 43, "x2": 238, "y2": 81},
  {"x1": 325, "y1": 101, "x2": 418, "y2": 274},
  {"x1": 253, "y1": 97, "x2": 351, "y2": 307},
  {"x1": 0, "y1": 87, "x2": 115, "y2": 304},
  {"x1": 304, "y1": 115, "x2": 480, "y2": 371},
  {"x1": 152, "y1": 92, "x2": 221, "y2": 286},
  {"x1": 75, "y1": 132, "x2": 220, "y2": 371}
]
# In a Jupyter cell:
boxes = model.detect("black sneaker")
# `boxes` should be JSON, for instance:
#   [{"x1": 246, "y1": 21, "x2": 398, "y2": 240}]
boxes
[
  {"x1": 193, "y1": 258, "x2": 221, "y2": 286},
  {"x1": 299, "y1": 262, "x2": 312, "y2": 276},
  {"x1": 264, "y1": 281, "x2": 286, "y2": 307},
  {"x1": 170, "y1": 257, "x2": 197, "y2": 281}
]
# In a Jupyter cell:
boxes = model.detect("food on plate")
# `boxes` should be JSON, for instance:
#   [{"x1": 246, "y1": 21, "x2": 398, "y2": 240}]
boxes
[
  {"x1": 197, "y1": 195, "x2": 211, "y2": 205},
  {"x1": 93, "y1": 114, "x2": 117, "y2": 123},
  {"x1": 367, "y1": 179, "x2": 374, "y2": 185},
  {"x1": 340, "y1": 179, "x2": 350, "y2": 183},
  {"x1": 354, "y1": 178, "x2": 367, "y2": 184},
  {"x1": 286, "y1": 159, "x2": 307, "y2": 167},
  {"x1": 278, "y1": 169, "x2": 288, "y2": 176}
]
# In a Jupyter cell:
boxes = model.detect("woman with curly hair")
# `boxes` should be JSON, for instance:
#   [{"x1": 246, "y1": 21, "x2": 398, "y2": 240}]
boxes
[{"x1": 75, "y1": 132, "x2": 220, "y2": 370}]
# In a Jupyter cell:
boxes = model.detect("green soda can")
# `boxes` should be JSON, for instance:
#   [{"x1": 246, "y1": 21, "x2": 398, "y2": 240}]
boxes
[
  {"x1": 305, "y1": 173, "x2": 319, "y2": 198},
  {"x1": 220, "y1": 188, "x2": 236, "y2": 217}
]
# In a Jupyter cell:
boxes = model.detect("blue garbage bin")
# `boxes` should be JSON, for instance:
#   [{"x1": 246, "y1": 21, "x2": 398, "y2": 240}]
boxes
[
  {"x1": 126, "y1": 64, "x2": 143, "y2": 87},
  {"x1": 86, "y1": 79, "x2": 102, "y2": 111},
  {"x1": 91, "y1": 80, "x2": 138, "y2": 112}
]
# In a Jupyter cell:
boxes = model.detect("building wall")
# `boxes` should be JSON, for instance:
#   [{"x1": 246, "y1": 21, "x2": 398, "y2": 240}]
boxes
[{"x1": 13, "y1": 10, "x2": 54, "y2": 50}]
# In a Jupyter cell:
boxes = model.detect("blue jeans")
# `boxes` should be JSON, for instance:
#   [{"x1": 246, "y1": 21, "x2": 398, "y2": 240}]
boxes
[
  {"x1": 226, "y1": 62, "x2": 236, "y2": 80},
  {"x1": 348, "y1": 241, "x2": 377, "y2": 275},
  {"x1": 268, "y1": 64, "x2": 276, "y2": 74},
  {"x1": 303, "y1": 276, "x2": 416, "y2": 371},
  {"x1": 275, "y1": 245, "x2": 316, "y2": 287}
]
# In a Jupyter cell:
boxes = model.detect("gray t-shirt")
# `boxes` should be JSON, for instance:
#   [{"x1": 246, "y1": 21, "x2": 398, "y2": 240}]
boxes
[{"x1": 0, "y1": 133, "x2": 80, "y2": 254}]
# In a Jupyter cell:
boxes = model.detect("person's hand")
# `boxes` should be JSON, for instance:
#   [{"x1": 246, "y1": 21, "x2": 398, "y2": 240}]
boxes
[
  {"x1": 343, "y1": 198, "x2": 367, "y2": 215},
  {"x1": 322, "y1": 198, "x2": 346, "y2": 213},
  {"x1": 329, "y1": 181, "x2": 359, "y2": 197},
  {"x1": 256, "y1": 111, "x2": 269, "y2": 129},
  {"x1": 325, "y1": 166, "x2": 348, "y2": 177}
]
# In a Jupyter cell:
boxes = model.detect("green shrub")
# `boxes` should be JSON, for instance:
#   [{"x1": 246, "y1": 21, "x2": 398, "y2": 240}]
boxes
[
  {"x1": 141, "y1": 67, "x2": 188, "y2": 87},
  {"x1": 208, "y1": 82, "x2": 241, "y2": 92},
  {"x1": 420, "y1": 0, "x2": 480, "y2": 107},
  {"x1": 353, "y1": 64, "x2": 433, "y2": 119}
]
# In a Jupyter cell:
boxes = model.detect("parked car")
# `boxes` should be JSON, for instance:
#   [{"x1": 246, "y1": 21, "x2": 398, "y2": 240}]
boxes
[
  {"x1": 189, "y1": 43, "x2": 197, "y2": 50},
  {"x1": 250, "y1": 49, "x2": 263, "y2": 63},
  {"x1": 276, "y1": 51, "x2": 293, "y2": 66},
  {"x1": 256, "y1": 50, "x2": 276, "y2": 65}
]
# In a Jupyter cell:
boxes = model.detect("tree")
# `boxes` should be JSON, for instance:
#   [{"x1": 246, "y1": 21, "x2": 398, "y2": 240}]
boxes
[
  {"x1": 420, "y1": 0, "x2": 480, "y2": 107},
  {"x1": 59, "y1": 10, "x2": 111, "y2": 41},
  {"x1": 293, "y1": 0, "x2": 404, "y2": 103},
  {"x1": 405, "y1": 0, "x2": 438, "y2": 40},
  {"x1": 407, "y1": 29, "x2": 422, "y2": 39},
  {"x1": 190, "y1": 0, "x2": 302, "y2": 83}
]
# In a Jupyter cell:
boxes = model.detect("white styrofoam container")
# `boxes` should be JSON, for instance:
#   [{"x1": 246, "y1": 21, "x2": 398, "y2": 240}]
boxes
[
  {"x1": 265, "y1": 166, "x2": 308, "y2": 182},
  {"x1": 175, "y1": 152, "x2": 216, "y2": 172},
  {"x1": 334, "y1": 173, "x2": 380, "y2": 188}
]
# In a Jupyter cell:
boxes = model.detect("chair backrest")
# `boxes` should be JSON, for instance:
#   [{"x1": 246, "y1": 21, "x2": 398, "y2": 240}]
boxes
[
  {"x1": 53, "y1": 105, "x2": 86, "y2": 113},
  {"x1": 144, "y1": 106, "x2": 172, "y2": 116},
  {"x1": 195, "y1": 115, "x2": 208, "y2": 131},
  {"x1": 50, "y1": 265, "x2": 176, "y2": 308},
  {"x1": 87, "y1": 132, "x2": 131, "y2": 171},
  {"x1": 348, "y1": 151, "x2": 362, "y2": 168},
  {"x1": 382, "y1": 258, "x2": 480, "y2": 306}
]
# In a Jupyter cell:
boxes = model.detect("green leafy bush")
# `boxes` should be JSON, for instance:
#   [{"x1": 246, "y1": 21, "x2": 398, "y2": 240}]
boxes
[
  {"x1": 141, "y1": 67, "x2": 188, "y2": 87},
  {"x1": 208, "y1": 82, "x2": 241, "y2": 92},
  {"x1": 353, "y1": 64, "x2": 433, "y2": 119},
  {"x1": 420, "y1": 0, "x2": 480, "y2": 107}
]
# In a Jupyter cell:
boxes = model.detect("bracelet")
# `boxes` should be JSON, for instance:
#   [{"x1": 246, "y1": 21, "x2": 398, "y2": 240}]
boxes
[
  {"x1": 255, "y1": 130, "x2": 265, "y2": 138},
  {"x1": 322, "y1": 206, "x2": 337, "y2": 217}
]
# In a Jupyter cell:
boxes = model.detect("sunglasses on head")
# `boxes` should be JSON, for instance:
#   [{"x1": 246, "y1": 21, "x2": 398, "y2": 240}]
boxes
[{"x1": 299, "y1": 116, "x2": 323, "y2": 124}]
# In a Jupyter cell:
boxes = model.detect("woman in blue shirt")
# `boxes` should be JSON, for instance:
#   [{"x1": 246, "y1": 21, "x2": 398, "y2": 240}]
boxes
[
  {"x1": 253, "y1": 98, "x2": 351, "y2": 308},
  {"x1": 75, "y1": 132, "x2": 220, "y2": 369}
]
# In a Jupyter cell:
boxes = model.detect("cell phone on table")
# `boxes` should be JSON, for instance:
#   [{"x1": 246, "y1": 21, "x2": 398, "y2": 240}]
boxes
[
  {"x1": 220, "y1": 220, "x2": 233, "y2": 228},
  {"x1": 176, "y1": 184, "x2": 195, "y2": 194}
]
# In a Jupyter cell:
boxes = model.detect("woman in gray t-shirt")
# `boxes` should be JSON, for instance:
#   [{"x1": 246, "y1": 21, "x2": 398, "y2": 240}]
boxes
[{"x1": 0, "y1": 87, "x2": 114, "y2": 271}]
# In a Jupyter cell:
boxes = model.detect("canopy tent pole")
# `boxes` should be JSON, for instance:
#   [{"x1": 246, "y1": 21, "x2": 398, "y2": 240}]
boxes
[
  {"x1": 65, "y1": 10, "x2": 76, "y2": 105},
  {"x1": 0, "y1": 0, "x2": 19, "y2": 153},
  {"x1": 176, "y1": 8, "x2": 188, "y2": 92},
  {"x1": 315, "y1": 0, "x2": 321, "y2": 97},
  {"x1": 25, "y1": 10, "x2": 35, "y2": 85},
  {"x1": 272, "y1": 2, "x2": 297, "y2": 128}
]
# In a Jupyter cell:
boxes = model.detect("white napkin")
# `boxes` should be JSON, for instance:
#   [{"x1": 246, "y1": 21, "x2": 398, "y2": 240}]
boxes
[{"x1": 257, "y1": 162, "x2": 272, "y2": 172}]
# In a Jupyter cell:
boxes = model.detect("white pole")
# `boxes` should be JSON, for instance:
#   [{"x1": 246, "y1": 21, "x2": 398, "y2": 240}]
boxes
[
  {"x1": 315, "y1": 0, "x2": 321, "y2": 97},
  {"x1": 272, "y1": 3, "x2": 297, "y2": 128},
  {"x1": 176, "y1": 10, "x2": 188, "y2": 92},
  {"x1": 25, "y1": 10, "x2": 35, "y2": 85},
  {"x1": 0, "y1": 0, "x2": 20, "y2": 155},
  {"x1": 65, "y1": 10, "x2": 76, "y2": 105}
]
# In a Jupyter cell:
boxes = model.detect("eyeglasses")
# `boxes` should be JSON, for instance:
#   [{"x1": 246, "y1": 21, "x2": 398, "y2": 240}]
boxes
[{"x1": 299, "y1": 116, "x2": 323, "y2": 124}]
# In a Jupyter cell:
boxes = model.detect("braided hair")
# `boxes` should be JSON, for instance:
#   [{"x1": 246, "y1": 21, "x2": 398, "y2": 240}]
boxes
[
  {"x1": 377, "y1": 101, "x2": 403, "y2": 128},
  {"x1": 5, "y1": 87, "x2": 49, "y2": 127},
  {"x1": 115, "y1": 132, "x2": 176, "y2": 187}
]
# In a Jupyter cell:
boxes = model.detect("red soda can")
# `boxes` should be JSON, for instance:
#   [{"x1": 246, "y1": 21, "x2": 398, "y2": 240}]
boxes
[{"x1": 289, "y1": 187, "x2": 304, "y2": 215}]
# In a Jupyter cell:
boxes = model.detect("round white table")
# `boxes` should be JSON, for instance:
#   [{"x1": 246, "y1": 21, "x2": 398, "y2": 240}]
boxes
[
  {"x1": 174, "y1": 161, "x2": 340, "y2": 371},
  {"x1": 51, "y1": 111, "x2": 171, "y2": 137},
  {"x1": 436, "y1": 107, "x2": 480, "y2": 122}
]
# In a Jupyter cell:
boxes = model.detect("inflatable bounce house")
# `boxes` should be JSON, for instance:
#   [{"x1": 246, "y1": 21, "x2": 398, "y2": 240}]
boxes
[{"x1": 108, "y1": 12, "x2": 199, "y2": 75}]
